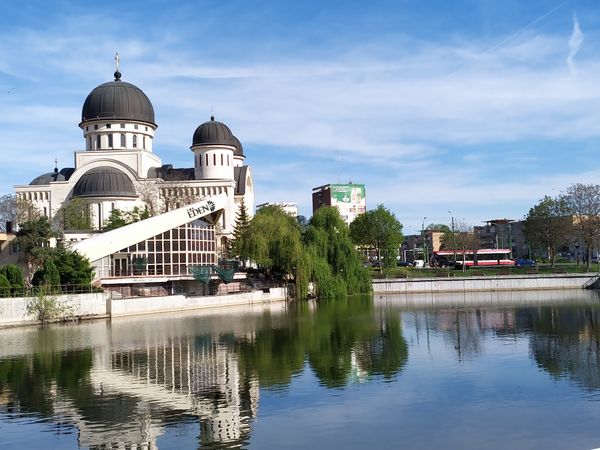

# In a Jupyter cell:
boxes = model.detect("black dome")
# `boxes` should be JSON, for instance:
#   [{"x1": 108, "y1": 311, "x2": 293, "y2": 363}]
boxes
[
  {"x1": 30, "y1": 171, "x2": 65, "y2": 185},
  {"x1": 81, "y1": 72, "x2": 155, "y2": 125},
  {"x1": 232, "y1": 136, "x2": 244, "y2": 157},
  {"x1": 192, "y1": 116, "x2": 237, "y2": 147},
  {"x1": 73, "y1": 166, "x2": 136, "y2": 198}
]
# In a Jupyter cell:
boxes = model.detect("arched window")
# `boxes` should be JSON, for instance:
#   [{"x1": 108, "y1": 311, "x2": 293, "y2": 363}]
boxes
[
  {"x1": 143, "y1": 136, "x2": 146, "y2": 149},
  {"x1": 198, "y1": 154, "x2": 202, "y2": 166},
  {"x1": 221, "y1": 154, "x2": 224, "y2": 165},
  {"x1": 205, "y1": 154, "x2": 208, "y2": 166},
  {"x1": 133, "y1": 135, "x2": 137, "y2": 148},
  {"x1": 120, "y1": 134, "x2": 126, "y2": 147},
  {"x1": 227, "y1": 154, "x2": 230, "y2": 166},
  {"x1": 213, "y1": 154, "x2": 216, "y2": 165},
  {"x1": 87, "y1": 136, "x2": 91, "y2": 150},
  {"x1": 96, "y1": 135, "x2": 101, "y2": 150},
  {"x1": 108, "y1": 134, "x2": 113, "y2": 148}
]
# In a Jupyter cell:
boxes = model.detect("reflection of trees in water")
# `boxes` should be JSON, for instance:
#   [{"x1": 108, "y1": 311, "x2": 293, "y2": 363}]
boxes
[
  {"x1": 0, "y1": 349, "x2": 93, "y2": 418},
  {"x1": 411, "y1": 304, "x2": 600, "y2": 392},
  {"x1": 237, "y1": 297, "x2": 408, "y2": 389},
  {"x1": 412, "y1": 308, "x2": 518, "y2": 361},
  {"x1": 529, "y1": 306, "x2": 600, "y2": 391},
  {"x1": 0, "y1": 298, "x2": 409, "y2": 448}
]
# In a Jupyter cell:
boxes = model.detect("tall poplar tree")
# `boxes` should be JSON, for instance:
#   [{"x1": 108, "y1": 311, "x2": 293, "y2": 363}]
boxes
[{"x1": 230, "y1": 198, "x2": 250, "y2": 258}]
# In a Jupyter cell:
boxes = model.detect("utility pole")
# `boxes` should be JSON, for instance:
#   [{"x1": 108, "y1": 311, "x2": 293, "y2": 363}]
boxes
[
  {"x1": 422, "y1": 216, "x2": 427, "y2": 265},
  {"x1": 449, "y1": 211, "x2": 456, "y2": 264}
]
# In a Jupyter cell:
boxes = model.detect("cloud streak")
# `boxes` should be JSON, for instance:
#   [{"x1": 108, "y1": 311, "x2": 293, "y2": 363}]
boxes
[{"x1": 567, "y1": 13, "x2": 584, "y2": 75}]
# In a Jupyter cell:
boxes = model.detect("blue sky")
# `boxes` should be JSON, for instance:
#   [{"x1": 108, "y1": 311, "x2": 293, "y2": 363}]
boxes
[{"x1": 1, "y1": 0, "x2": 599, "y2": 234}]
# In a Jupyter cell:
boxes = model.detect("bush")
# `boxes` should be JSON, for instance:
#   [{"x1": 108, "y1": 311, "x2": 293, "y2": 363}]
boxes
[
  {"x1": 26, "y1": 291, "x2": 74, "y2": 323},
  {"x1": 0, "y1": 264, "x2": 24, "y2": 295},
  {"x1": 31, "y1": 259, "x2": 61, "y2": 293},
  {"x1": 0, "y1": 274, "x2": 11, "y2": 297}
]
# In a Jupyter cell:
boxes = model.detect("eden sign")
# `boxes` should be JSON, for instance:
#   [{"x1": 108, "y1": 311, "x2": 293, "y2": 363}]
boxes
[{"x1": 187, "y1": 200, "x2": 216, "y2": 218}]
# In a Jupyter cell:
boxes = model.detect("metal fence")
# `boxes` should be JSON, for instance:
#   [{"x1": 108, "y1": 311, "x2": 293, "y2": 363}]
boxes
[
  {"x1": 105, "y1": 280, "x2": 285, "y2": 300},
  {"x1": 0, "y1": 284, "x2": 100, "y2": 298}
]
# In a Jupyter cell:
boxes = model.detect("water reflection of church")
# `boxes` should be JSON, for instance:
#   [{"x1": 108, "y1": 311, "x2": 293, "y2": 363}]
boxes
[{"x1": 53, "y1": 336, "x2": 258, "y2": 449}]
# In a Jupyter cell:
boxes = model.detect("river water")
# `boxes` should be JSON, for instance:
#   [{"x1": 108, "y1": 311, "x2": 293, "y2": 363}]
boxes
[{"x1": 2, "y1": 289, "x2": 600, "y2": 449}]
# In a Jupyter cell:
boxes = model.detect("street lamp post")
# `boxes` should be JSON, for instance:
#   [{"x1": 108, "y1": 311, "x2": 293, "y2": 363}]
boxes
[
  {"x1": 449, "y1": 211, "x2": 456, "y2": 264},
  {"x1": 422, "y1": 216, "x2": 428, "y2": 266}
]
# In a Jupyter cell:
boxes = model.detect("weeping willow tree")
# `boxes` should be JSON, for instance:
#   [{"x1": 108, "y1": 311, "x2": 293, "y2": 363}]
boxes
[
  {"x1": 239, "y1": 205, "x2": 306, "y2": 297},
  {"x1": 240, "y1": 205, "x2": 371, "y2": 299},
  {"x1": 305, "y1": 206, "x2": 371, "y2": 297}
]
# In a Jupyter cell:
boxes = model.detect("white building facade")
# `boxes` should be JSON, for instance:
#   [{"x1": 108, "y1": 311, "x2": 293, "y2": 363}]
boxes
[{"x1": 13, "y1": 66, "x2": 254, "y2": 286}]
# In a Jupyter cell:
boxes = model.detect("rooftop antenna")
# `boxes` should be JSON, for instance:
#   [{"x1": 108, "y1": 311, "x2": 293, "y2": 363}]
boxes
[
  {"x1": 210, "y1": 106, "x2": 214, "y2": 121},
  {"x1": 54, "y1": 158, "x2": 58, "y2": 174}
]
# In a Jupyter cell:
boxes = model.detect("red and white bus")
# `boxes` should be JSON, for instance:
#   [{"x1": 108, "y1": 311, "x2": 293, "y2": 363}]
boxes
[{"x1": 432, "y1": 249, "x2": 514, "y2": 269}]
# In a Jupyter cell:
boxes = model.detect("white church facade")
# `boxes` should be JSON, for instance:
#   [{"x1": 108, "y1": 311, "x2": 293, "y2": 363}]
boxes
[{"x1": 12, "y1": 61, "x2": 254, "y2": 290}]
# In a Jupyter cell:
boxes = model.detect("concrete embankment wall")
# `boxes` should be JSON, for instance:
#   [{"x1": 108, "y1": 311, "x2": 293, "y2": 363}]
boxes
[
  {"x1": 0, "y1": 288, "x2": 287, "y2": 327},
  {"x1": 108, "y1": 288, "x2": 287, "y2": 317},
  {"x1": 0, "y1": 293, "x2": 108, "y2": 327},
  {"x1": 373, "y1": 273, "x2": 596, "y2": 295}
]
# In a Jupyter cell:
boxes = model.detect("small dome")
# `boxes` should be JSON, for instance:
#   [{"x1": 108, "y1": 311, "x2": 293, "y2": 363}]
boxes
[
  {"x1": 30, "y1": 171, "x2": 65, "y2": 185},
  {"x1": 192, "y1": 116, "x2": 237, "y2": 148},
  {"x1": 232, "y1": 136, "x2": 244, "y2": 157},
  {"x1": 81, "y1": 72, "x2": 155, "y2": 125},
  {"x1": 73, "y1": 166, "x2": 136, "y2": 198}
]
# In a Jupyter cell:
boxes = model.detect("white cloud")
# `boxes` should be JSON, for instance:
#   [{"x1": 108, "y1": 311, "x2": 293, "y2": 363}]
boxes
[{"x1": 1, "y1": 8, "x2": 599, "y2": 230}]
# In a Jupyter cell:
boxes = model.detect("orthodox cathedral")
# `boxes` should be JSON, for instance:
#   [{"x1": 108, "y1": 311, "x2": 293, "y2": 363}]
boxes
[{"x1": 12, "y1": 57, "x2": 254, "y2": 289}]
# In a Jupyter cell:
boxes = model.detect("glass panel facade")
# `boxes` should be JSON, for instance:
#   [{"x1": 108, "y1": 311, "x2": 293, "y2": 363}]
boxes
[{"x1": 111, "y1": 219, "x2": 216, "y2": 277}]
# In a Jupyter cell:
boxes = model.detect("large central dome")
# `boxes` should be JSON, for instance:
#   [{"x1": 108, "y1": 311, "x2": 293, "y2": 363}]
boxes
[{"x1": 81, "y1": 71, "x2": 155, "y2": 125}]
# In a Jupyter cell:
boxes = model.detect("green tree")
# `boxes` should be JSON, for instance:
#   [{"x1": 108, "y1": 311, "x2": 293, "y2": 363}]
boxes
[
  {"x1": 230, "y1": 198, "x2": 251, "y2": 258},
  {"x1": 305, "y1": 206, "x2": 371, "y2": 296},
  {"x1": 240, "y1": 205, "x2": 304, "y2": 275},
  {"x1": 524, "y1": 196, "x2": 571, "y2": 267},
  {"x1": 0, "y1": 264, "x2": 25, "y2": 295},
  {"x1": 49, "y1": 246, "x2": 93, "y2": 288},
  {"x1": 31, "y1": 246, "x2": 93, "y2": 290},
  {"x1": 32, "y1": 259, "x2": 61, "y2": 292},
  {"x1": 440, "y1": 220, "x2": 477, "y2": 272},
  {"x1": 241, "y1": 206, "x2": 371, "y2": 299},
  {"x1": 102, "y1": 209, "x2": 129, "y2": 231},
  {"x1": 0, "y1": 274, "x2": 11, "y2": 297},
  {"x1": 349, "y1": 205, "x2": 404, "y2": 270},
  {"x1": 53, "y1": 198, "x2": 93, "y2": 233},
  {"x1": 15, "y1": 217, "x2": 55, "y2": 279},
  {"x1": 562, "y1": 183, "x2": 600, "y2": 271},
  {"x1": 103, "y1": 206, "x2": 150, "y2": 231}
]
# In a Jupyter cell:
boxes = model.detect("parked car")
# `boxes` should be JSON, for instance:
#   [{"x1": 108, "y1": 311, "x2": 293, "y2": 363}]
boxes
[
  {"x1": 397, "y1": 261, "x2": 412, "y2": 267},
  {"x1": 413, "y1": 259, "x2": 425, "y2": 268},
  {"x1": 515, "y1": 258, "x2": 536, "y2": 268}
]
